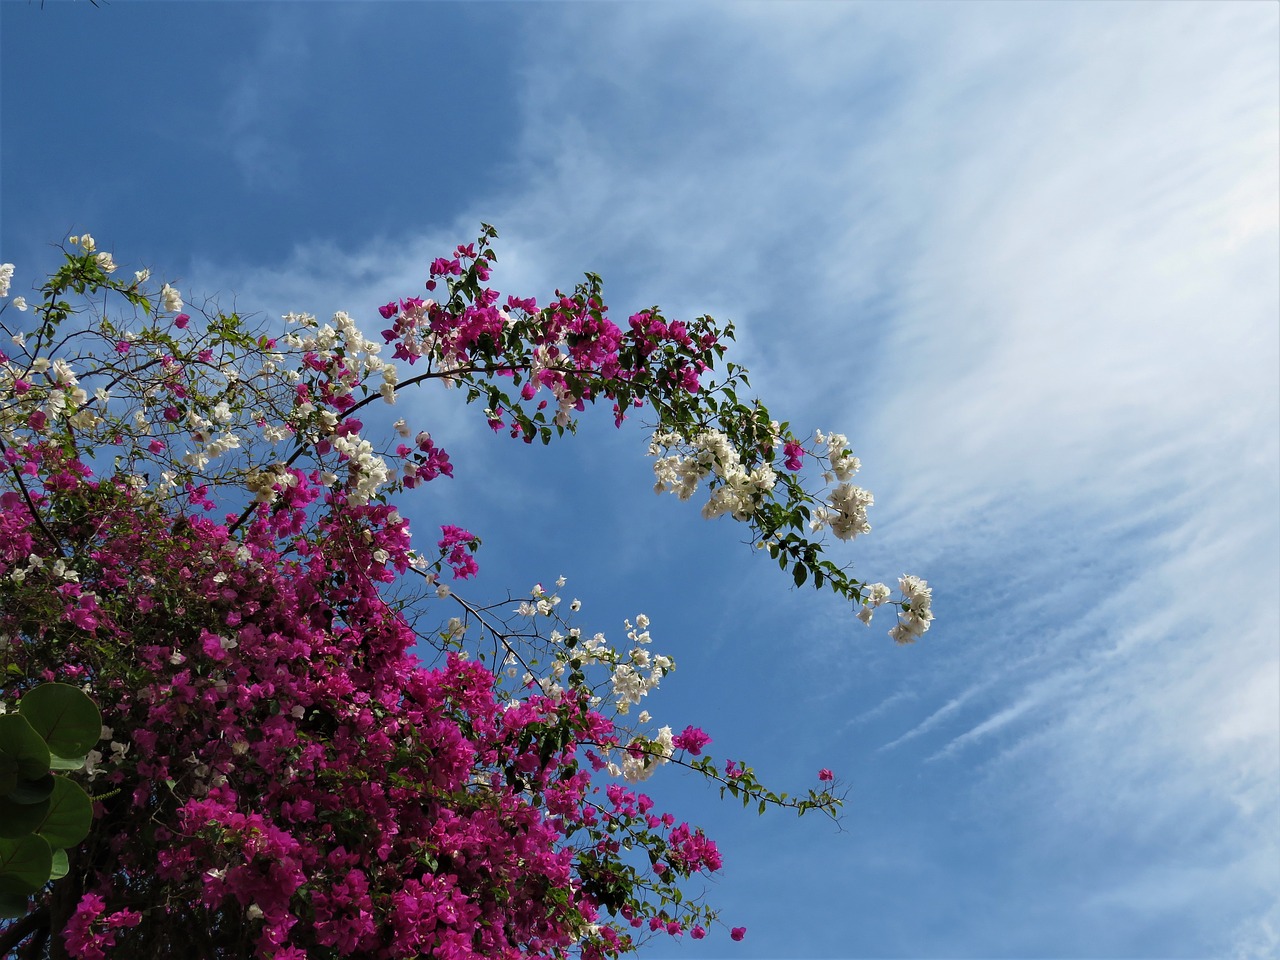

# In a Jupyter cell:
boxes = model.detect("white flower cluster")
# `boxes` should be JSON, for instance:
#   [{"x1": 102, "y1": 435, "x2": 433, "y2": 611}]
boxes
[
  {"x1": 379, "y1": 360, "x2": 399, "y2": 404},
  {"x1": 888, "y1": 575, "x2": 934, "y2": 644},
  {"x1": 617, "y1": 724, "x2": 675, "y2": 783},
  {"x1": 244, "y1": 463, "x2": 298, "y2": 503},
  {"x1": 608, "y1": 614, "x2": 674, "y2": 715},
  {"x1": 650, "y1": 429, "x2": 776, "y2": 521},
  {"x1": 517, "y1": 582, "x2": 561, "y2": 618},
  {"x1": 160, "y1": 283, "x2": 184, "y2": 314},
  {"x1": 807, "y1": 430, "x2": 873, "y2": 541},
  {"x1": 0, "y1": 263, "x2": 13, "y2": 299},
  {"x1": 281, "y1": 311, "x2": 399, "y2": 501},
  {"x1": 284, "y1": 311, "x2": 390, "y2": 384},
  {"x1": 811, "y1": 482, "x2": 874, "y2": 540},
  {"x1": 855, "y1": 582, "x2": 893, "y2": 625},
  {"x1": 180, "y1": 405, "x2": 242, "y2": 472},
  {"x1": 6, "y1": 553, "x2": 82, "y2": 586},
  {"x1": 49, "y1": 359, "x2": 91, "y2": 425},
  {"x1": 175, "y1": 747, "x2": 229, "y2": 796},
  {"x1": 815, "y1": 430, "x2": 860, "y2": 482},
  {"x1": 78, "y1": 721, "x2": 127, "y2": 783},
  {"x1": 66, "y1": 234, "x2": 116, "y2": 273},
  {"x1": 0, "y1": 356, "x2": 100, "y2": 438},
  {"x1": 855, "y1": 577, "x2": 933, "y2": 641},
  {"x1": 330, "y1": 432, "x2": 391, "y2": 505},
  {"x1": 519, "y1": 631, "x2": 586, "y2": 696},
  {"x1": 509, "y1": 589, "x2": 674, "y2": 723}
]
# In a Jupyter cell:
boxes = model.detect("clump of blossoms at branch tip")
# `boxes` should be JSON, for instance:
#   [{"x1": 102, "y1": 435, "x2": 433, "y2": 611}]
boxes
[{"x1": 0, "y1": 225, "x2": 929, "y2": 958}]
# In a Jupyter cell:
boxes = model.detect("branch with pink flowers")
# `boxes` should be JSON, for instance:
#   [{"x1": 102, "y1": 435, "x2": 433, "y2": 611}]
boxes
[{"x1": 0, "y1": 229, "x2": 928, "y2": 959}]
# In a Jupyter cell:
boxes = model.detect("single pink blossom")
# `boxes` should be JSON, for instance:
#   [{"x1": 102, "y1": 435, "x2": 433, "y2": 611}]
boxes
[
  {"x1": 783, "y1": 440, "x2": 805, "y2": 471},
  {"x1": 673, "y1": 725, "x2": 712, "y2": 756}
]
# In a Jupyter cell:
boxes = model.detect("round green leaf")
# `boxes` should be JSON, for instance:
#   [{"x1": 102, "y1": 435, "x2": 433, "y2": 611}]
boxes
[
  {"x1": 0, "y1": 714, "x2": 51, "y2": 783},
  {"x1": 8, "y1": 774, "x2": 54, "y2": 806},
  {"x1": 0, "y1": 755, "x2": 17, "y2": 796},
  {"x1": 49, "y1": 849, "x2": 69, "y2": 880},
  {"x1": 0, "y1": 794, "x2": 50, "y2": 838},
  {"x1": 19, "y1": 684, "x2": 101, "y2": 759},
  {"x1": 0, "y1": 834, "x2": 53, "y2": 895},
  {"x1": 0, "y1": 887, "x2": 29, "y2": 919},
  {"x1": 35, "y1": 777, "x2": 93, "y2": 848}
]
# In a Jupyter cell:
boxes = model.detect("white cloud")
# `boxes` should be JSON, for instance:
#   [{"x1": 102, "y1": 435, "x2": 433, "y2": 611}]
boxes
[
  {"x1": 845, "y1": 687, "x2": 918, "y2": 727},
  {"x1": 844, "y1": 0, "x2": 1279, "y2": 849},
  {"x1": 878, "y1": 681, "x2": 990, "y2": 753},
  {"x1": 218, "y1": 10, "x2": 309, "y2": 189}
]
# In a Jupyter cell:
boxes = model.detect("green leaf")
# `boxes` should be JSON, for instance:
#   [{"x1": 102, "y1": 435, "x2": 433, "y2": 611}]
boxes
[
  {"x1": 0, "y1": 794, "x2": 50, "y2": 838},
  {"x1": 0, "y1": 715, "x2": 51, "y2": 784},
  {"x1": 8, "y1": 772, "x2": 55, "y2": 805},
  {"x1": 49, "y1": 849, "x2": 69, "y2": 880},
  {"x1": 35, "y1": 777, "x2": 93, "y2": 848},
  {"x1": 0, "y1": 834, "x2": 53, "y2": 895},
  {"x1": 793, "y1": 563, "x2": 807, "y2": 587},
  {"x1": 19, "y1": 684, "x2": 101, "y2": 760},
  {"x1": 0, "y1": 756, "x2": 16, "y2": 796},
  {"x1": 0, "y1": 887, "x2": 28, "y2": 919}
]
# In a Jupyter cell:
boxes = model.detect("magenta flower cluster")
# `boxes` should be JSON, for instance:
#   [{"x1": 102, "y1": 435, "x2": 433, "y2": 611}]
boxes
[{"x1": 0, "y1": 232, "x2": 852, "y2": 959}]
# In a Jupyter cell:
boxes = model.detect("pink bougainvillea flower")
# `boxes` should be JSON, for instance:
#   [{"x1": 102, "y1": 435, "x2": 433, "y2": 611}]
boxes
[
  {"x1": 673, "y1": 725, "x2": 712, "y2": 756},
  {"x1": 783, "y1": 440, "x2": 805, "y2": 471}
]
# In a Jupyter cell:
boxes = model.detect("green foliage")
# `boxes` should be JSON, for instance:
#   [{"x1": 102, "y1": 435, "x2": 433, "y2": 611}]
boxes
[
  {"x1": 20, "y1": 683, "x2": 102, "y2": 761},
  {"x1": 0, "y1": 684, "x2": 100, "y2": 918}
]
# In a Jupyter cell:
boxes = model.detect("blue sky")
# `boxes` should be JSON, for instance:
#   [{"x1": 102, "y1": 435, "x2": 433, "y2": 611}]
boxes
[{"x1": 2, "y1": 2, "x2": 1278, "y2": 958}]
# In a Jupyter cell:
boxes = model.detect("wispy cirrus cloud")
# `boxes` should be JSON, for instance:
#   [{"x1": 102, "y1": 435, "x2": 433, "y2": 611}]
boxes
[{"x1": 217, "y1": 9, "x2": 310, "y2": 190}]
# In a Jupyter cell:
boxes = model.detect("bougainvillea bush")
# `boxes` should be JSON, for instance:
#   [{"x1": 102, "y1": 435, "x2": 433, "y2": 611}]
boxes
[{"x1": 0, "y1": 230, "x2": 933, "y2": 959}]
